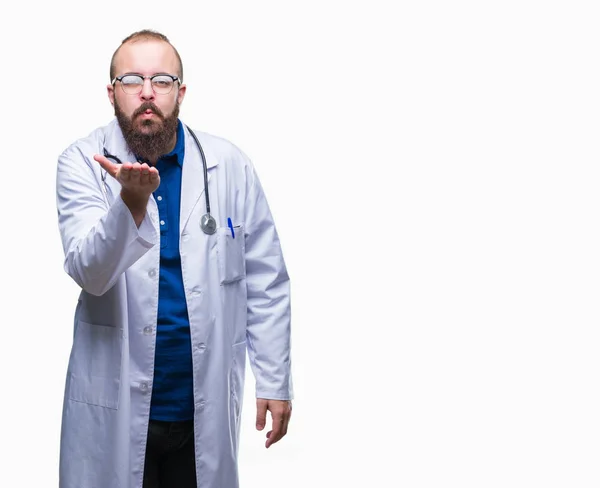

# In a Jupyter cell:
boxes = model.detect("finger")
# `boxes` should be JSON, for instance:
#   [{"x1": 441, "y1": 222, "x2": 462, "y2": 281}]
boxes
[
  {"x1": 126, "y1": 162, "x2": 142, "y2": 185},
  {"x1": 139, "y1": 163, "x2": 151, "y2": 185},
  {"x1": 119, "y1": 162, "x2": 133, "y2": 182},
  {"x1": 93, "y1": 154, "x2": 119, "y2": 178},
  {"x1": 280, "y1": 413, "x2": 290, "y2": 438},
  {"x1": 265, "y1": 414, "x2": 285, "y2": 448},
  {"x1": 130, "y1": 162, "x2": 142, "y2": 177},
  {"x1": 149, "y1": 169, "x2": 160, "y2": 188},
  {"x1": 269, "y1": 403, "x2": 291, "y2": 446},
  {"x1": 256, "y1": 400, "x2": 268, "y2": 431}
]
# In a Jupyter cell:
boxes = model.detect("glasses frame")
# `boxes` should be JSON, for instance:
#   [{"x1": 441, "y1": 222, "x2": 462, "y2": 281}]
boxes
[{"x1": 111, "y1": 73, "x2": 181, "y2": 95}]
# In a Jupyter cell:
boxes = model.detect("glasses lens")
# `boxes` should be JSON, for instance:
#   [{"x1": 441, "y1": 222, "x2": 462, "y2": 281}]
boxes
[
  {"x1": 152, "y1": 75, "x2": 175, "y2": 94},
  {"x1": 120, "y1": 75, "x2": 144, "y2": 94}
]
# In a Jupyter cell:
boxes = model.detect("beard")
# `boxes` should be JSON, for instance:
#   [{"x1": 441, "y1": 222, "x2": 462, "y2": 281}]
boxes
[{"x1": 115, "y1": 100, "x2": 180, "y2": 162}]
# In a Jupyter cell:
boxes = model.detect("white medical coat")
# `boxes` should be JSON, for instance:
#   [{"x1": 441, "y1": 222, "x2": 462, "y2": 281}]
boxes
[{"x1": 55, "y1": 119, "x2": 292, "y2": 488}]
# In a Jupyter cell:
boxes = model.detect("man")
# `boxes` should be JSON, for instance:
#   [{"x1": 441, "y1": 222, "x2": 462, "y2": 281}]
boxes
[{"x1": 55, "y1": 30, "x2": 292, "y2": 488}]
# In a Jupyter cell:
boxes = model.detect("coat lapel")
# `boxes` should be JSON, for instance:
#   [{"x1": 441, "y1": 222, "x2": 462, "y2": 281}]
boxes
[{"x1": 180, "y1": 126, "x2": 219, "y2": 233}]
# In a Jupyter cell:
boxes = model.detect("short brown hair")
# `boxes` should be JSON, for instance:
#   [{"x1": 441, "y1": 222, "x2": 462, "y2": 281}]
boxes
[{"x1": 109, "y1": 29, "x2": 183, "y2": 81}]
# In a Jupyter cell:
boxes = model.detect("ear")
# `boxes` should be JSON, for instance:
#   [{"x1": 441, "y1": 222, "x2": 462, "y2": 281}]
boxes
[
  {"x1": 107, "y1": 84, "x2": 115, "y2": 107},
  {"x1": 176, "y1": 83, "x2": 187, "y2": 105}
]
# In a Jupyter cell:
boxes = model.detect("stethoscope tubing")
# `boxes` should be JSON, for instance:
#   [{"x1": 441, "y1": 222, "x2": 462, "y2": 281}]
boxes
[{"x1": 184, "y1": 125, "x2": 211, "y2": 216}]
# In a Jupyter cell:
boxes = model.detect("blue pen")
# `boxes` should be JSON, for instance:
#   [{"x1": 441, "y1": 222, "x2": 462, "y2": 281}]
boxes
[{"x1": 227, "y1": 217, "x2": 235, "y2": 238}]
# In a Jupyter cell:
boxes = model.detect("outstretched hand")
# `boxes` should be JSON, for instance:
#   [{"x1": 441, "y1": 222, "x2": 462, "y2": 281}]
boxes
[
  {"x1": 256, "y1": 398, "x2": 292, "y2": 448},
  {"x1": 94, "y1": 154, "x2": 160, "y2": 196}
]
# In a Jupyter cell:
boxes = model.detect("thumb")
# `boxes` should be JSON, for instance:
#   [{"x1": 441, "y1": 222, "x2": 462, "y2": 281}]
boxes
[
  {"x1": 256, "y1": 399, "x2": 268, "y2": 431},
  {"x1": 93, "y1": 154, "x2": 119, "y2": 178}
]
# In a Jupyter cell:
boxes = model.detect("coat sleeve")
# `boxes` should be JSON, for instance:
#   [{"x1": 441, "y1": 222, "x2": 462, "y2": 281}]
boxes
[
  {"x1": 56, "y1": 142, "x2": 158, "y2": 296},
  {"x1": 243, "y1": 163, "x2": 293, "y2": 401}
]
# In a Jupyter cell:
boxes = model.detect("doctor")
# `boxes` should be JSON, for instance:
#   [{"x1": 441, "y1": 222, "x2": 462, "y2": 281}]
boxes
[{"x1": 55, "y1": 29, "x2": 292, "y2": 488}]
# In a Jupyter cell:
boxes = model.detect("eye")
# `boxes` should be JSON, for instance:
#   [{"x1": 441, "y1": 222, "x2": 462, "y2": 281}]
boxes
[
  {"x1": 121, "y1": 75, "x2": 144, "y2": 85},
  {"x1": 152, "y1": 75, "x2": 173, "y2": 88}
]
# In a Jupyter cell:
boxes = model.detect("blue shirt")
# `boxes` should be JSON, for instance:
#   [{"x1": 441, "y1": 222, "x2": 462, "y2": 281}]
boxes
[{"x1": 147, "y1": 120, "x2": 194, "y2": 421}]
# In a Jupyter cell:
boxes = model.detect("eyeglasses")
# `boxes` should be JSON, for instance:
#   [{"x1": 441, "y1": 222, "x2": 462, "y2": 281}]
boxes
[{"x1": 112, "y1": 73, "x2": 180, "y2": 95}]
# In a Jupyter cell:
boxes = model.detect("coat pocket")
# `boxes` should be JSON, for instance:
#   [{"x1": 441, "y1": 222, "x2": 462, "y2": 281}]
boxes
[
  {"x1": 67, "y1": 321, "x2": 122, "y2": 409},
  {"x1": 217, "y1": 224, "x2": 246, "y2": 285}
]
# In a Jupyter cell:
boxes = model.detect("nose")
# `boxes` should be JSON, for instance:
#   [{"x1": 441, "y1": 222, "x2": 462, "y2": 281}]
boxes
[{"x1": 140, "y1": 77, "x2": 155, "y2": 101}]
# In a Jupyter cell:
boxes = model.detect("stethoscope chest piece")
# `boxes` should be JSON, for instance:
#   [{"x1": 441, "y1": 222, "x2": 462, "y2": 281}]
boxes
[{"x1": 200, "y1": 214, "x2": 217, "y2": 235}]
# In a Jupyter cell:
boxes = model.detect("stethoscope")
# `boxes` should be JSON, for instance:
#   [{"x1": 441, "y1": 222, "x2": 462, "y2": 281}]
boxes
[{"x1": 102, "y1": 124, "x2": 217, "y2": 235}]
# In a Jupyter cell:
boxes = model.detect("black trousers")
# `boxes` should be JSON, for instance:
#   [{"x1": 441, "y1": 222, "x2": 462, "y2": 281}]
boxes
[{"x1": 143, "y1": 419, "x2": 197, "y2": 488}]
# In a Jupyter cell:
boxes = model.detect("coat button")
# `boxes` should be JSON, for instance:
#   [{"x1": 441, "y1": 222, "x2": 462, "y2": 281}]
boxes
[
  {"x1": 197, "y1": 343, "x2": 206, "y2": 352},
  {"x1": 148, "y1": 269, "x2": 156, "y2": 278},
  {"x1": 140, "y1": 382, "x2": 148, "y2": 392},
  {"x1": 143, "y1": 326, "x2": 153, "y2": 335},
  {"x1": 196, "y1": 400, "x2": 206, "y2": 409}
]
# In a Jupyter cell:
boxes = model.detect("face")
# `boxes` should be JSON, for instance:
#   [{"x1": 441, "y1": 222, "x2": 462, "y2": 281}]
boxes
[{"x1": 108, "y1": 39, "x2": 186, "y2": 158}]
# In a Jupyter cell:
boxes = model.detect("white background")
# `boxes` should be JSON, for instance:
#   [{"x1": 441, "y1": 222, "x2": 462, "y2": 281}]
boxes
[{"x1": 1, "y1": 0, "x2": 599, "y2": 486}]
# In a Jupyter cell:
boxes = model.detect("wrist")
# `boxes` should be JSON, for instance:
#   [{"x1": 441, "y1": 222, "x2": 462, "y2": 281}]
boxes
[
  {"x1": 120, "y1": 189, "x2": 149, "y2": 210},
  {"x1": 120, "y1": 189, "x2": 149, "y2": 228}
]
